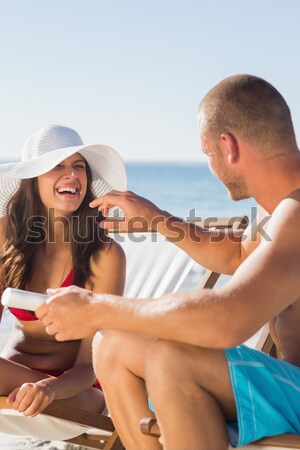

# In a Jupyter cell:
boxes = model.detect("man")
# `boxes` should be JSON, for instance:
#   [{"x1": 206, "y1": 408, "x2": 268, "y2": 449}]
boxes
[{"x1": 37, "y1": 75, "x2": 300, "y2": 450}]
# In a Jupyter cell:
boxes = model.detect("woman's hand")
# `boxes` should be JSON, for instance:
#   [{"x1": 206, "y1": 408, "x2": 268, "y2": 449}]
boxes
[{"x1": 6, "y1": 381, "x2": 55, "y2": 417}]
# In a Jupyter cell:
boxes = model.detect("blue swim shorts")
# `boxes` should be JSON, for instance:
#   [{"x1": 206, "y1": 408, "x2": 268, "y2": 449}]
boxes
[
  {"x1": 224, "y1": 344, "x2": 300, "y2": 447},
  {"x1": 148, "y1": 345, "x2": 300, "y2": 448}
]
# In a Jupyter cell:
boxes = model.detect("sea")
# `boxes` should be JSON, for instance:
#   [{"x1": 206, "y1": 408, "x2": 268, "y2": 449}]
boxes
[
  {"x1": 126, "y1": 162, "x2": 255, "y2": 220},
  {"x1": 0, "y1": 162, "x2": 257, "y2": 449}
]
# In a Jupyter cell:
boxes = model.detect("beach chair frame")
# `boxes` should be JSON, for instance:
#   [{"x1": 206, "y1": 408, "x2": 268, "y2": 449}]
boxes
[{"x1": 0, "y1": 397, "x2": 122, "y2": 450}]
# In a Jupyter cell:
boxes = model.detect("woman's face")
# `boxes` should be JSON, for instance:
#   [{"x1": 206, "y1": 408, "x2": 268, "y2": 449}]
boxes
[{"x1": 37, "y1": 153, "x2": 88, "y2": 215}]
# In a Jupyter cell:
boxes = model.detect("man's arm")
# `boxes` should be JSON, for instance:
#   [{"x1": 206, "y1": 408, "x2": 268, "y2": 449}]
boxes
[
  {"x1": 90, "y1": 191, "x2": 267, "y2": 274},
  {"x1": 107, "y1": 195, "x2": 299, "y2": 348},
  {"x1": 37, "y1": 196, "x2": 300, "y2": 346}
]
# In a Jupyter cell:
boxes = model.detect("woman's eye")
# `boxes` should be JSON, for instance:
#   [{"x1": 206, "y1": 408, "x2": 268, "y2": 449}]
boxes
[{"x1": 74, "y1": 165, "x2": 86, "y2": 170}]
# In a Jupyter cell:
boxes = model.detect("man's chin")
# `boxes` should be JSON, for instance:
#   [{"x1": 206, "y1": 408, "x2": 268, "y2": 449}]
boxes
[{"x1": 227, "y1": 190, "x2": 250, "y2": 201}]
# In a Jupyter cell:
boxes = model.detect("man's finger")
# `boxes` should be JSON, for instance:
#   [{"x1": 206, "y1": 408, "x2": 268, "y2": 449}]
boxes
[
  {"x1": 89, "y1": 197, "x2": 112, "y2": 209},
  {"x1": 39, "y1": 315, "x2": 53, "y2": 327},
  {"x1": 89, "y1": 191, "x2": 126, "y2": 208},
  {"x1": 96, "y1": 202, "x2": 114, "y2": 217},
  {"x1": 54, "y1": 332, "x2": 68, "y2": 342},
  {"x1": 35, "y1": 303, "x2": 49, "y2": 320},
  {"x1": 45, "y1": 324, "x2": 58, "y2": 336},
  {"x1": 35, "y1": 289, "x2": 67, "y2": 319},
  {"x1": 46, "y1": 287, "x2": 66, "y2": 296},
  {"x1": 100, "y1": 218, "x2": 152, "y2": 233},
  {"x1": 100, "y1": 218, "x2": 127, "y2": 231}
]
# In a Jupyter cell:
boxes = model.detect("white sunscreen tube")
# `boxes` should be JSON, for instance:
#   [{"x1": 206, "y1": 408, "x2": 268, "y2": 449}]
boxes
[{"x1": 1, "y1": 288, "x2": 48, "y2": 311}]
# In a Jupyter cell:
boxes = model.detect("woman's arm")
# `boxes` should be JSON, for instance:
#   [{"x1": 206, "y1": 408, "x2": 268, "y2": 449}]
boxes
[
  {"x1": 32, "y1": 335, "x2": 96, "y2": 400},
  {"x1": 86, "y1": 238, "x2": 126, "y2": 295},
  {"x1": 9, "y1": 239, "x2": 126, "y2": 414},
  {"x1": 46, "y1": 239, "x2": 126, "y2": 396}
]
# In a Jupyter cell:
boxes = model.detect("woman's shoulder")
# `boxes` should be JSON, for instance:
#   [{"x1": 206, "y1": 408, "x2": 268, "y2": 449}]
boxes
[
  {"x1": 91, "y1": 239, "x2": 126, "y2": 267},
  {"x1": 88, "y1": 239, "x2": 126, "y2": 294}
]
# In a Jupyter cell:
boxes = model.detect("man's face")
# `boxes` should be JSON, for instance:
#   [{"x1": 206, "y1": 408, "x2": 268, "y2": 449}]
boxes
[{"x1": 199, "y1": 111, "x2": 249, "y2": 201}]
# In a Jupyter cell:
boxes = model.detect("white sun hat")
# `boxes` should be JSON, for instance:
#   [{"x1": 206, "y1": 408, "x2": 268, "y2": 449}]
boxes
[{"x1": 0, "y1": 124, "x2": 127, "y2": 217}]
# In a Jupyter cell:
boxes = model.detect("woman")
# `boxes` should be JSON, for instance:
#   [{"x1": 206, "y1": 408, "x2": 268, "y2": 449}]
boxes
[{"x1": 0, "y1": 124, "x2": 127, "y2": 417}]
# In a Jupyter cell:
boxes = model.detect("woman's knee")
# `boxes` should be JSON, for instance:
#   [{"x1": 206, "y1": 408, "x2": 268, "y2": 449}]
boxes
[
  {"x1": 79, "y1": 387, "x2": 105, "y2": 413},
  {"x1": 59, "y1": 387, "x2": 105, "y2": 413}
]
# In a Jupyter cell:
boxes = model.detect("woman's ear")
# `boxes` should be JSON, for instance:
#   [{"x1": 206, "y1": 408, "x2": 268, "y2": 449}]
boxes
[{"x1": 220, "y1": 133, "x2": 239, "y2": 164}]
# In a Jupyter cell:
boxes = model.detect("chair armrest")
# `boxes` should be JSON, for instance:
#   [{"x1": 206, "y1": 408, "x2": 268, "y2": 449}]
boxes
[
  {"x1": 140, "y1": 417, "x2": 161, "y2": 437},
  {"x1": 255, "y1": 434, "x2": 300, "y2": 448},
  {"x1": 0, "y1": 396, "x2": 114, "y2": 431},
  {"x1": 140, "y1": 416, "x2": 300, "y2": 449}
]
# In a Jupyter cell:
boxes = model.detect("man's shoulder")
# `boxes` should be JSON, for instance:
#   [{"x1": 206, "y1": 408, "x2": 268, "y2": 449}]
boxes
[
  {"x1": 273, "y1": 189, "x2": 300, "y2": 218},
  {"x1": 267, "y1": 189, "x2": 300, "y2": 244},
  {"x1": 283, "y1": 188, "x2": 300, "y2": 202}
]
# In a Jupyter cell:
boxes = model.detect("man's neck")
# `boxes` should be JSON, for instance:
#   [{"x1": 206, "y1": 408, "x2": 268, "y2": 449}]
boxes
[{"x1": 250, "y1": 153, "x2": 300, "y2": 214}]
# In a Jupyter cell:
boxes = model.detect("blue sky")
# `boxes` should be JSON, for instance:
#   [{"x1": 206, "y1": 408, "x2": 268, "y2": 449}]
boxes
[{"x1": 0, "y1": 0, "x2": 299, "y2": 161}]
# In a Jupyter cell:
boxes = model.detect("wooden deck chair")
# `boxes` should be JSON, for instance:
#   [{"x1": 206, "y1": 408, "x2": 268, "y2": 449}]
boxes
[
  {"x1": 140, "y1": 221, "x2": 300, "y2": 450},
  {"x1": 0, "y1": 220, "x2": 219, "y2": 450}
]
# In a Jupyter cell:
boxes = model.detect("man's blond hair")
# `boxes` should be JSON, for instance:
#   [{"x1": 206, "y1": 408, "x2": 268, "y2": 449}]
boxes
[{"x1": 199, "y1": 74, "x2": 297, "y2": 153}]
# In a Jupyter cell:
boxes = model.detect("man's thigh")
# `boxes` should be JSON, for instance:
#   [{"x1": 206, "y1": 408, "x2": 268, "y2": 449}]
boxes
[{"x1": 148, "y1": 341, "x2": 237, "y2": 421}]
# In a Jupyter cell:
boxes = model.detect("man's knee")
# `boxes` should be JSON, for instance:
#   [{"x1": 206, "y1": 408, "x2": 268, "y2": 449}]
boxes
[
  {"x1": 92, "y1": 330, "x2": 125, "y2": 375},
  {"x1": 145, "y1": 339, "x2": 186, "y2": 385}
]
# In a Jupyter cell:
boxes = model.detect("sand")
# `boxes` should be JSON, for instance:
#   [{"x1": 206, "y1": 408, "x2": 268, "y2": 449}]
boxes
[{"x1": 0, "y1": 434, "x2": 68, "y2": 450}]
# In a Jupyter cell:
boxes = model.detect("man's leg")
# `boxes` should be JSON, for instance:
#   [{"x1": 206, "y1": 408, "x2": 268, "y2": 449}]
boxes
[
  {"x1": 92, "y1": 330, "x2": 161, "y2": 450},
  {"x1": 145, "y1": 340, "x2": 237, "y2": 450}
]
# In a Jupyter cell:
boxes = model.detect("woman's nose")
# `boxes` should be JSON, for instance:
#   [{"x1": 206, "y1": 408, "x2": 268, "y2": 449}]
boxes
[{"x1": 64, "y1": 168, "x2": 77, "y2": 178}]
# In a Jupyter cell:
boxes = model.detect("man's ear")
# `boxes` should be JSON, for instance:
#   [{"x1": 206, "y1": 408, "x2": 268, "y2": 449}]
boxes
[{"x1": 220, "y1": 133, "x2": 239, "y2": 164}]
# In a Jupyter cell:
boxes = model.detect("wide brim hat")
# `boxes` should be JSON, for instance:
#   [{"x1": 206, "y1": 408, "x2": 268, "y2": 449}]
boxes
[{"x1": 0, "y1": 124, "x2": 127, "y2": 217}]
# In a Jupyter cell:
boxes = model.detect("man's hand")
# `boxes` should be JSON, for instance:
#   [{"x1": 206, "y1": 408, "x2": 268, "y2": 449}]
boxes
[
  {"x1": 6, "y1": 381, "x2": 55, "y2": 417},
  {"x1": 36, "y1": 286, "x2": 98, "y2": 341},
  {"x1": 89, "y1": 190, "x2": 166, "y2": 232}
]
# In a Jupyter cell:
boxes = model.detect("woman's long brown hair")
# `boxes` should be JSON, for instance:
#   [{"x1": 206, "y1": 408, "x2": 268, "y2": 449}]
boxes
[{"x1": 0, "y1": 163, "x2": 108, "y2": 294}]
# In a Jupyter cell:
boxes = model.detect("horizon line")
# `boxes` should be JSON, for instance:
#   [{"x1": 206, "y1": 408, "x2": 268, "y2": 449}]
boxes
[{"x1": 0, "y1": 158, "x2": 208, "y2": 165}]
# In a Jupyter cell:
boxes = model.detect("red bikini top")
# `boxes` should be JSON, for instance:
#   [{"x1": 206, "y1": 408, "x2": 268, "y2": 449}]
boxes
[{"x1": 9, "y1": 269, "x2": 76, "y2": 322}]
